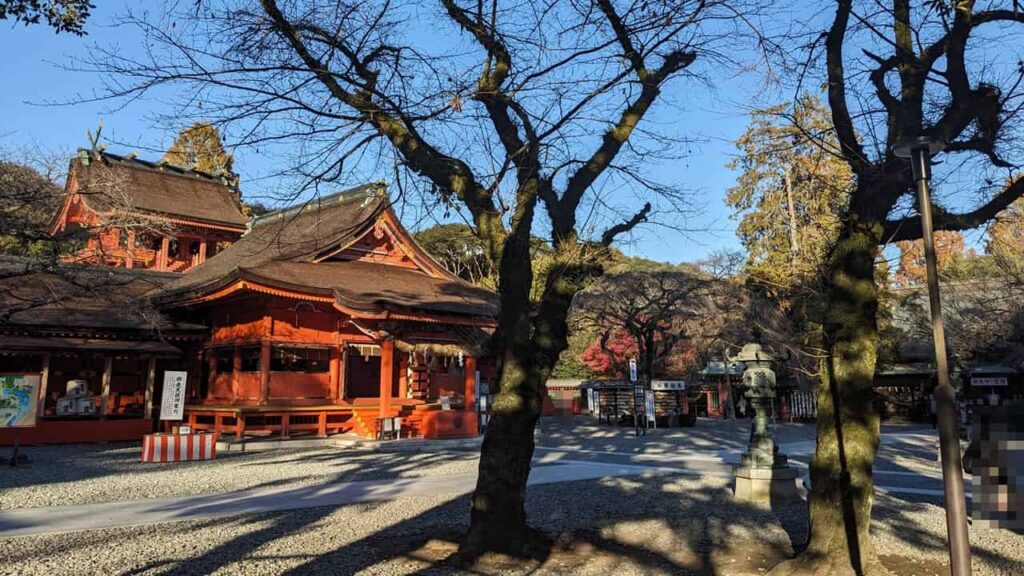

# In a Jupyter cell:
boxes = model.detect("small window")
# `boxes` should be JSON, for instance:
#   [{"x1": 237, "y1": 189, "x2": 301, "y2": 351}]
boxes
[
  {"x1": 240, "y1": 346, "x2": 261, "y2": 372},
  {"x1": 270, "y1": 346, "x2": 329, "y2": 373},
  {"x1": 213, "y1": 349, "x2": 234, "y2": 373}
]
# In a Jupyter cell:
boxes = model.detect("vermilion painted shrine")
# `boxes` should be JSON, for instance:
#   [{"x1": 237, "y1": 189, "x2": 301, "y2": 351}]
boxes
[{"x1": 0, "y1": 150, "x2": 498, "y2": 444}]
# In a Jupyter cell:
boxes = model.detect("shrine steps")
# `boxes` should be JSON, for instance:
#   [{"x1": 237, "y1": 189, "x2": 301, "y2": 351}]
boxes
[{"x1": 349, "y1": 404, "x2": 426, "y2": 439}]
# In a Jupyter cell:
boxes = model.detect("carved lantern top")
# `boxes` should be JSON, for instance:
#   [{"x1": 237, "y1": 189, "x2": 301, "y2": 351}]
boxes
[{"x1": 730, "y1": 343, "x2": 775, "y2": 364}]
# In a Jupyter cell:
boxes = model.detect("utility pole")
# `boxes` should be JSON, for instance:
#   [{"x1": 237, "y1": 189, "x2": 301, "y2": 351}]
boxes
[{"x1": 894, "y1": 136, "x2": 971, "y2": 576}]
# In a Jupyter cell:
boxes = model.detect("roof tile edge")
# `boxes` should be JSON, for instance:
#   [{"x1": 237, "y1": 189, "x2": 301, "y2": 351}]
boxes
[{"x1": 247, "y1": 182, "x2": 387, "y2": 229}]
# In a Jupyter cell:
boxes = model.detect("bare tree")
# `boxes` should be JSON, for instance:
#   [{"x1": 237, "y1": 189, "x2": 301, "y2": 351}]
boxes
[
  {"x1": 77, "y1": 0, "x2": 766, "y2": 554},
  {"x1": 773, "y1": 2, "x2": 1024, "y2": 574}
]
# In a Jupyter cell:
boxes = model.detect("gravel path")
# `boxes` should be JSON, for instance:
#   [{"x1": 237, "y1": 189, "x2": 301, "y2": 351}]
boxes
[
  {"x1": 0, "y1": 443, "x2": 479, "y2": 509},
  {"x1": 0, "y1": 474, "x2": 794, "y2": 576},
  {"x1": 2, "y1": 418, "x2": 1020, "y2": 575},
  {"x1": 2, "y1": 473, "x2": 1020, "y2": 575}
]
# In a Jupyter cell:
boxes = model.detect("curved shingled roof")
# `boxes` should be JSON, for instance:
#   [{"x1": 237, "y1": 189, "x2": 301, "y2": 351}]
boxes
[
  {"x1": 69, "y1": 151, "x2": 248, "y2": 229},
  {"x1": 161, "y1": 184, "x2": 498, "y2": 320}
]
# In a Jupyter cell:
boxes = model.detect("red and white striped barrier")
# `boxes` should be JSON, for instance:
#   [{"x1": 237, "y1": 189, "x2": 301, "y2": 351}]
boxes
[{"x1": 141, "y1": 433, "x2": 217, "y2": 463}]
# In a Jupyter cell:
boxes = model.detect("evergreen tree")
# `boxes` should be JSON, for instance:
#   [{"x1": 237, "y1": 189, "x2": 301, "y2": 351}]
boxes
[
  {"x1": 163, "y1": 122, "x2": 235, "y2": 177},
  {"x1": 726, "y1": 94, "x2": 852, "y2": 306},
  {"x1": 726, "y1": 94, "x2": 854, "y2": 386},
  {"x1": 0, "y1": 161, "x2": 63, "y2": 257}
]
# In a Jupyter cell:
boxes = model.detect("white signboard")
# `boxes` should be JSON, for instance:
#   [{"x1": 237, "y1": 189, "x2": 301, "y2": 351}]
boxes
[
  {"x1": 972, "y1": 377, "x2": 1008, "y2": 387},
  {"x1": 589, "y1": 388, "x2": 599, "y2": 414},
  {"x1": 652, "y1": 380, "x2": 686, "y2": 391},
  {"x1": 159, "y1": 371, "x2": 188, "y2": 421},
  {"x1": 629, "y1": 358, "x2": 638, "y2": 382}
]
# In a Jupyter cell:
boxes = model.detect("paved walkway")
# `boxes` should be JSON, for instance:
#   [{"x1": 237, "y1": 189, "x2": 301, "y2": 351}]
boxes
[
  {"x1": 0, "y1": 423, "x2": 958, "y2": 538},
  {"x1": 0, "y1": 460, "x2": 675, "y2": 538}
]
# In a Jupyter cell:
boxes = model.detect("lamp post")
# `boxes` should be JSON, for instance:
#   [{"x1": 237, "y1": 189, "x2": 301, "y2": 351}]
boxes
[{"x1": 893, "y1": 136, "x2": 971, "y2": 576}]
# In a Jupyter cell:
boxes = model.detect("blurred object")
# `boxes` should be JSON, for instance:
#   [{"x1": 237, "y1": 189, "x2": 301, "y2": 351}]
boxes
[{"x1": 971, "y1": 405, "x2": 1024, "y2": 530}]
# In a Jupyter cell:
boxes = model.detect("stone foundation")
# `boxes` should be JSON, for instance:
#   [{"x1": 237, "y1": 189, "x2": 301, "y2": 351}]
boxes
[{"x1": 733, "y1": 465, "x2": 803, "y2": 507}]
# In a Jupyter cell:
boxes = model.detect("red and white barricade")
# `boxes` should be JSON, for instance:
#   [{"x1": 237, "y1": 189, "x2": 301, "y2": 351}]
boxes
[{"x1": 141, "y1": 433, "x2": 217, "y2": 463}]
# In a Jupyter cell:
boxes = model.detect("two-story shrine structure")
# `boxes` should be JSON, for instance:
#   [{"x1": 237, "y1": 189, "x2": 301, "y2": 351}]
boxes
[{"x1": 50, "y1": 149, "x2": 248, "y2": 272}]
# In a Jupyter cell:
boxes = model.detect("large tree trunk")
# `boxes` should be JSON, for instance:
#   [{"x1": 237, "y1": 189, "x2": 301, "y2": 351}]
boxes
[
  {"x1": 460, "y1": 229, "x2": 582, "y2": 558},
  {"x1": 772, "y1": 206, "x2": 886, "y2": 575},
  {"x1": 463, "y1": 389, "x2": 543, "y2": 555}
]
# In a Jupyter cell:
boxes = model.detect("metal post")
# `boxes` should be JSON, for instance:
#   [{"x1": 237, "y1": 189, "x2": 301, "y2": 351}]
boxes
[{"x1": 906, "y1": 142, "x2": 972, "y2": 576}]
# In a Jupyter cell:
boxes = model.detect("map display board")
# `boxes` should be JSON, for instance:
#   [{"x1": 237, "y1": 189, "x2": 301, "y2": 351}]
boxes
[{"x1": 0, "y1": 374, "x2": 42, "y2": 428}]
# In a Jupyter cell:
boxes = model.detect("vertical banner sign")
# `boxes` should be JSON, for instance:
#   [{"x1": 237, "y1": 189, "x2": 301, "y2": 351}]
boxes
[
  {"x1": 629, "y1": 358, "x2": 638, "y2": 382},
  {"x1": 645, "y1": 389, "x2": 656, "y2": 427},
  {"x1": 589, "y1": 388, "x2": 599, "y2": 415},
  {"x1": 633, "y1": 384, "x2": 646, "y2": 436},
  {"x1": 159, "y1": 371, "x2": 188, "y2": 421}
]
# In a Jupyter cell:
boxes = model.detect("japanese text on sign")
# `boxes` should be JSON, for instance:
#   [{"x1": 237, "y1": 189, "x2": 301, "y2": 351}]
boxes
[{"x1": 159, "y1": 371, "x2": 188, "y2": 421}]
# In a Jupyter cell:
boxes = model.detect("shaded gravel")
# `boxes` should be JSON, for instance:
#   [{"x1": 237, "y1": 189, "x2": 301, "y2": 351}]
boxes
[
  {"x1": 0, "y1": 443, "x2": 479, "y2": 509},
  {"x1": 2, "y1": 472, "x2": 1020, "y2": 575},
  {"x1": 0, "y1": 474, "x2": 795, "y2": 576}
]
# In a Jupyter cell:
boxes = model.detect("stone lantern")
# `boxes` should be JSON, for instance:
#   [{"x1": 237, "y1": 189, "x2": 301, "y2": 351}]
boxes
[{"x1": 729, "y1": 343, "x2": 801, "y2": 506}]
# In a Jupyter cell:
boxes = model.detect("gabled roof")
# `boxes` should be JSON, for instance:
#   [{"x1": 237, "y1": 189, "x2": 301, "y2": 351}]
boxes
[
  {"x1": 52, "y1": 150, "x2": 248, "y2": 232},
  {"x1": 161, "y1": 185, "x2": 498, "y2": 321}
]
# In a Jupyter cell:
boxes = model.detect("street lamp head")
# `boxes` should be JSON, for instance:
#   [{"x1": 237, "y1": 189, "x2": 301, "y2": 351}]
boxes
[{"x1": 894, "y1": 136, "x2": 946, "y2": 181}]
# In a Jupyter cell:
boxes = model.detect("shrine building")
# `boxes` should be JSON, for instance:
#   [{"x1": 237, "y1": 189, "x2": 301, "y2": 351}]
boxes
[
  {"x1": 0, "y1": 150, "x2": 497, "y2": 445},
  {"x1": 50, "y1": 149, "x2": 248, "y2": 272}
]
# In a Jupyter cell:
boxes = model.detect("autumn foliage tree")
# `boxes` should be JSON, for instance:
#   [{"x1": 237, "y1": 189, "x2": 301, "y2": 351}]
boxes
[
  {"x1": 163, "y1": 122, "x2": 236, "y2": 179},
  {"x1": 987, "y1": 196, "x2": 1024, "y2": 275},
  {"x1": 579, "y1": 328, "x2": 696, "y2": 378},
  {"x1": 894, "y1": 230, "x2": 968, "y2": 286},
  {"x1": 0, "y1": 0, "x2": 92, "y2": 34},
  {"x1": 573, "y1": 269, "x2": 708, "y2": 382}
]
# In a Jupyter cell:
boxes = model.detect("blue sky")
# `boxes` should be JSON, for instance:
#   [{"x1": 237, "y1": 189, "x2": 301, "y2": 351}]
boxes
[{"x1": 0, "y1": 4, "x2": 774, "y2": 265}]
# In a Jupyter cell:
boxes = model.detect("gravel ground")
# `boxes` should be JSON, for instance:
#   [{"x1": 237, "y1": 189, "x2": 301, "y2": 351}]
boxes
[
  {"x1": 0, "y1": 418, "x2": 941, "y2": 511},
  {"x1": 0, "y1": 474, "x2": 794, "y2": 576},
  {"x1": 2, "y1": 418, "x2": 1020, "y2": 575},
  {"x1": 0, "y1": 443, "x2": 480, "y2": 509},
  {"x1": 2, "y1": 472, "x2": 1020, "y2": 575}
]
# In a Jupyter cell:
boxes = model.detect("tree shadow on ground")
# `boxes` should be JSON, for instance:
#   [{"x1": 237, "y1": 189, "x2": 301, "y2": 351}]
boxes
[{"x1": 93, "y1": 470, "x2": 799, "y2": 575}]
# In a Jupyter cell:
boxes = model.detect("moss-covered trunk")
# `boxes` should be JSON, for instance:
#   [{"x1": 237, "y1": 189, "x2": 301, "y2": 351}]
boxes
[{"x1": 773, "y1": 201, "x2": 885, "y2": 575}]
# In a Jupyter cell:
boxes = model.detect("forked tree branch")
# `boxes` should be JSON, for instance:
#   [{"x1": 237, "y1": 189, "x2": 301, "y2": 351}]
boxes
[
  {"x1": 259, "y1": 0, "x2": 508, "y2": 262},
  {"x1": 601, "y1": 202, "x2": 652, "y2": 246}
]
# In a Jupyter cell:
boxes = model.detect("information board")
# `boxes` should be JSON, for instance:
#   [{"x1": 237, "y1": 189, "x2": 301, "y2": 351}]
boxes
[
  {"x1": 632, "y1": 385, "x2": 645, "y2": 418},
  {"x1": 972, "y1": 377, "x2": 1008, "y2": 387},
  {"x1": 629, "y1": 358, "x2": 638, "y2": 382},
  {"x1": 0, "y1": 374, "x2": 41, "y2": 428},
  {"x1": 159, "y1": 371, "x2": 188, "y2": 421}
]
